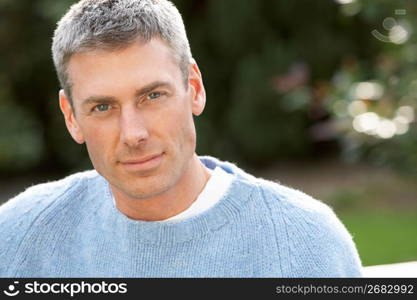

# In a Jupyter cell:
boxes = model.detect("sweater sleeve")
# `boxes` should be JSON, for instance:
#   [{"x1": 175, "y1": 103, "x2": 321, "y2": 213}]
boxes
[
  {"x1": 0, "y1": 174, "x2": 83, "y2": 277},
  {"x1": 0, "y1": 185, "x2": 51, "y2": 276},
  {"x1": 259, "y1": 179, "x2": 363, "y2": 277}
]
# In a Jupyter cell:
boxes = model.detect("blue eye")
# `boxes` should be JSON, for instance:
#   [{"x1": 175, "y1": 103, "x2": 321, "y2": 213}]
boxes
[
  {"x1": 148, "y1": 92, "x2": 161, "y2": 100},
  {"x1": 94, "y1": 104, "x2": 110, "y2": 112}
]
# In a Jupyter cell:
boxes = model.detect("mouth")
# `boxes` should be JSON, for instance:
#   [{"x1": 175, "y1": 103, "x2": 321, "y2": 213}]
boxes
[{"x1": 119, "y1": 153, "x2": 164, "y2": 172}]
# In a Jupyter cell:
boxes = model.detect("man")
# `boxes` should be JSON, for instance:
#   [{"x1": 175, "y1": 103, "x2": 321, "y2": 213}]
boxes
[{"x1": 0, "y1": 0, "x2": 362, "y2": 277}]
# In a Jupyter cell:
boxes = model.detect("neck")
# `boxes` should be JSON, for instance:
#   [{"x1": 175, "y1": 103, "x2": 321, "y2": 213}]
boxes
[{"x1": 111, "y1": 154, "x2": 211, "y2": 221}]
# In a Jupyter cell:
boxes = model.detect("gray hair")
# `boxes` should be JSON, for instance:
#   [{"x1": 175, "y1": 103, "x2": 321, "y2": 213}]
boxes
[{"x1": 52, "y1": 0, "x2": 192, "y2": 103}]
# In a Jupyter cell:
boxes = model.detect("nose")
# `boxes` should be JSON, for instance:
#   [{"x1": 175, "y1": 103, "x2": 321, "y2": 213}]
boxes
[{"x1": 119, "y1": 107, "x2": 149, "y2": 147}]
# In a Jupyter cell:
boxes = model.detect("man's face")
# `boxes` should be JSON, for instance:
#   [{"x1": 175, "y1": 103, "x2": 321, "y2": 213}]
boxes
[{"x1": 60, "y1": 38, "x2": 205, "y2": 199}]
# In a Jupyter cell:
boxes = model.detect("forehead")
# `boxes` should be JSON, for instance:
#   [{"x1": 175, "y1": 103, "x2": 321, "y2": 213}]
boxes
[{"x1": 67, "y1": 38, "x2": 182, "y2": 101}]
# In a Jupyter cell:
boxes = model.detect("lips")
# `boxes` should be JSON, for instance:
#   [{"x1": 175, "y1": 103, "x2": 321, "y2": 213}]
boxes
[
  {"x1": 120, "y1": 153, "x2": 163, "y2": 165},
  {"x1": 118, "y1": 153, "x2": 164, "y2": 172}
]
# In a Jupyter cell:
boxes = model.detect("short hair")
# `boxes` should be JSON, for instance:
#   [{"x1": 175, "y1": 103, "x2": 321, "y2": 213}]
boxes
[{"x1": 52, "y1": 0, "x2": 192, "y2": 104}]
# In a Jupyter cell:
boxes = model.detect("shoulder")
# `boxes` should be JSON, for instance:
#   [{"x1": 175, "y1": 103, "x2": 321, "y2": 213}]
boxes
[
  {"x1": 0, "y1": 170, "x2": 98, "y2": 218},
  {"x1": 255, "y1": 178, "x2": 363, "y2": 277},
  {"x1": 256, "y1": 177, "x2": 333, "y2": 218},
  {"x1": 254, "y1": 177, "x2": 345, "y2": 241},
  {"x1": 0, "y1": 170, "x2": 99, "y2": 274}
]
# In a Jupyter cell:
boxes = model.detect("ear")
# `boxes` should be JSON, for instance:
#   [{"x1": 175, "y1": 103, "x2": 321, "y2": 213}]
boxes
[
  {"x1": 188, "y1": 60, "x2": 206, "y2": 116},
  {"x1": 59, "y1": 90, "x2": 85, "y2": 144}
]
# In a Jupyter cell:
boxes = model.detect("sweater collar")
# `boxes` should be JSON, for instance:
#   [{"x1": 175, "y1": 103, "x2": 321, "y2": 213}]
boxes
[{"x1": 97, "y1": 156, "x2": 257, "y2": 245}]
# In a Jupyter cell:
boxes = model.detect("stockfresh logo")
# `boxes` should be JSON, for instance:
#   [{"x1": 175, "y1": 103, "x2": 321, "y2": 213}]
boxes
[
  {"x1": 371, "y1": 9, "x2": 409, "y2": 44},
  {"x1": 3, "y1": 281, "x2": 20, "y2": 297}
]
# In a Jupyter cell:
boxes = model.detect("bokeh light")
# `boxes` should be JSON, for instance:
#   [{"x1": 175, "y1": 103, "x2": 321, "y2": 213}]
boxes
[{"x1": 354, "y1": 82, "x2": 384, "y2": 100}]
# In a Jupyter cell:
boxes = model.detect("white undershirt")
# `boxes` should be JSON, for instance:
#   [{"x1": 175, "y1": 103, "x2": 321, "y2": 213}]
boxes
[
  {"x1": 162, "y1": 166, "x2": 234, "y2": 221},
  {"x1": 111, "y1": 166, "x2": 234, "y2": 222}
]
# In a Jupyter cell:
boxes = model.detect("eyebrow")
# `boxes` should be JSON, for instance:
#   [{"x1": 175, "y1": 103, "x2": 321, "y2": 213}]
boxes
[
  {"x1": 80, "y1": 81, "x2": 174, "y2": 108},
  {"x1": 134, "y1": 81, "x2": 173, "y2": 98},
  {"x1": 81, "y1": 96, "x2": 118, "y2": 108}
]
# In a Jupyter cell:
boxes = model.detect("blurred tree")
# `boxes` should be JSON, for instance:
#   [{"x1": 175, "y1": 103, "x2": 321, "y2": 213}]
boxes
[{"x1": 324, "y1": 0, "x2": 417, "y2": 175}]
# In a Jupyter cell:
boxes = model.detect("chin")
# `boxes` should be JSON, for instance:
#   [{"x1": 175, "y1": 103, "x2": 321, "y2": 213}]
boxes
[
  {"x1": 124, "y1": 183, "x2": 172, "y2": 200},
  {"x1": 121, "y1": 173, "x2": 177, "y2": 200}
]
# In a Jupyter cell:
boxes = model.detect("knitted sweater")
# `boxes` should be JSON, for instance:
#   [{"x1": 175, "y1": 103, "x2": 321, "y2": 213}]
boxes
[{"x1": 0, "y1": 156, "x2": 362, "y2": 277}]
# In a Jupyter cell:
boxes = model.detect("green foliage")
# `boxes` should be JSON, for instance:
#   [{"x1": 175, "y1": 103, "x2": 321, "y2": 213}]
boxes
[{"x1": 0, "y1": 84, "x2": 43, "y2": 170}]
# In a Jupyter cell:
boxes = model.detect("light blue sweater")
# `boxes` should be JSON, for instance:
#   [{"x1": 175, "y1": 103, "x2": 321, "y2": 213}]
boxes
[{"x1": 0, "y1": 156, "x2": 362, "y2": 277}]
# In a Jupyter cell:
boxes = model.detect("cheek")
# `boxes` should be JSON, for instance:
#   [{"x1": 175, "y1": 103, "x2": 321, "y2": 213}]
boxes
[
  {"x1": 82, "y1": 123, "x2": 117, "y2": 167},
  {"x1": 158, "y1": 103, "x2": 196, "y2": 152},
  {"x1": 177, "y1": 111, "x2": 197, "y2": 151}
]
